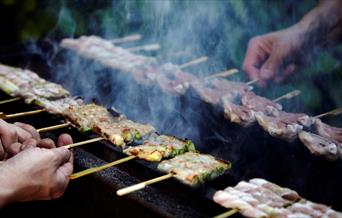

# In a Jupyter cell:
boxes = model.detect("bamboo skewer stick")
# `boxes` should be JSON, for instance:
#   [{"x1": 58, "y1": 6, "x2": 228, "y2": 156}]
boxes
[
  {"x1": 272, "y1": 90, "x2": 301, "y2": 103},
  {"x1": 0, "y1": 109, "x2": 46, "y2": 119},
  {"x1": 179, "y1": 56, "x2": 208, "y2": 69},
  {"x1": 110, "y1": 34, "x2": 142, "y2": 44},
  {"x1": 0, "y1": 97, "x2": 21, "y2": 105},
  {"x1": 117, "y1": 173, "x2": 174, "y2": 196},
  {"x1": 246, "y1": 78, "x2": 259, "y2": 86},
  {"x1": 314, "y1": 108, "x2": 342, "y2": 119},
  {"x1": 69, "y1": 156, "x2": 136, "y2": 180},
  {"x1": 64, "y1": 137, "x2": 104, "y2": 149},
  {"x1": 127, "y1": 43, "x2": 161, "y2": 52},
  {"x1": 37, "y1": 122, "x2": 71, "y2": 133},
  {"x1": 202, "y1": 69, "x2": 239, "y2": 81},
  {"x1": 213, "y1": 209, "x2": 238, "y2": 218}
]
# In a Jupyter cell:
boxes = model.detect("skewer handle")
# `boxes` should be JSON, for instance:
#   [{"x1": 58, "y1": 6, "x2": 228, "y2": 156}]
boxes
[
  {"x1": 204, "y1": 69, "x2": 239, "y2": 80},
  {"x1": 272, "y1": 90, "x2": 301, "y2": 103},
  {"x1": 64, "y1": 137, "x2": 104, "y2": 149},
  {"x1": 117, "y1": 173, "x2": 174, "y2": 196},
  {"x1": 246, "y1": 78, "x2": 259, "y2": 86},
  {"x1": 69, "y1": 156, "x2": 136, "y2": 180},
  {"x1": 315, "y1": 107, "x2": 342, "y2": 119},
  {"x1": 2, "y1": 109, "x2": 46, "y2": 119},
  {"x1": 0, "y1": 97, "x2": 21, "y2": 105},
  {"x1": 37, "y1": 122, "x2": 71, "y2": 133},
  {"x1": 110, "y1": 34, "x2": 142, "y2": 44},
  {"x1": 127, "y1": 43, "x2": 161, "y2": 52},
  {"x1": 213, "y1": 209, "x2": 238, "y2": 218},
  {"x1": 179, "y1": 56, "x2": 208, "y2": 69}
]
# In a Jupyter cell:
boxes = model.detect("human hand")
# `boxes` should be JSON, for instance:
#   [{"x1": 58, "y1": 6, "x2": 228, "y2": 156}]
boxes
[
  {"x1": 0, "y1": 134, "x2": 73, "y2": 206},
  {"x1": 242, "y1": 25, "x2": 309, "y2": 87},
  {"x1": 0, "y1": 119, "x2": 41, "y2": 159}
]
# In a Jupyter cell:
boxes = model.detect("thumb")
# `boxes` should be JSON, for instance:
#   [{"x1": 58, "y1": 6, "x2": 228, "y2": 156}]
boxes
[
  {"x1": 259, "y1": 50, "x2": 285, "y2": 80},
  {"x1": 52, "y1": 147, "x2": 72, "y2": 166}
]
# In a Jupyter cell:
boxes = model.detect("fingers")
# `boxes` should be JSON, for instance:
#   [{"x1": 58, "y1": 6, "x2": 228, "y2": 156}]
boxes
[
  {"x1": 0, "y1": 119, "x2": 18, "y2": 151},
  {"x1": 243, "y1": 36, "x2": 267, "y2": 82},
  {"x1": 274, "y1": 64, "x2": 297, "y2": 84},
  {"x1": 14, "y1": 122, "x2": 40, "y2": 141},
  {"x1": 57, "y1": 134, "x2": 73, "y2": 147},
  {"x1": 259, "y1": 46, "x2": 286, "y2": 81},
  {"x1": 0, "y1": 139, "x2": 5, "y2": 160},
  {"x1": 37, "y1": 138, "x2": 56, "y2": 149},
  {"x1": 52, "y1": 147, "x2": 72, "y2": 166}
]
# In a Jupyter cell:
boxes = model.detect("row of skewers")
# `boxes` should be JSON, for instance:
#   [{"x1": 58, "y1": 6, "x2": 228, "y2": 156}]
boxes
[
  {"x1": 0, "y1": 60, "x2": 341, "y2": 217},
  {"x1": 60, "y1": 35, "x2": 342, "y2": 161}
]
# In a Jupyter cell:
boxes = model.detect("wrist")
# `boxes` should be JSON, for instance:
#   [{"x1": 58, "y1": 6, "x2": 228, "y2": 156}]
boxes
[{"x1": 0, "y1": 165, "x2": 18, "y2": 207}]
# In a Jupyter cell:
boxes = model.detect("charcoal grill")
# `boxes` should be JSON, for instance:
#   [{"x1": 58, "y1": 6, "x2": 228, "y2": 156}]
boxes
[{"x1": 0, "y1": 39, "x2": 342, "y2": 218}]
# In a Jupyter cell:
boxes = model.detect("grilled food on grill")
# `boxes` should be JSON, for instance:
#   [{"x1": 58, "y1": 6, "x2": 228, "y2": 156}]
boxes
[
  {"x1": 157, "y1": 152, "x2": 230, "y2": 187},
  {"x1": 34, "y1": 97, "x2": 84, "y2": 116},
  {"x1": 299, "y1": 131, "x2": 340, "y2": 161},
  {"x1": 123, "y1": 134, "x2": 196, "y2": 162},
  {"x1": 0, "y1": 64, "x2": 70, "y2": 102},
  {"x1": 191, "y1": 78, "x2": 252, "y2": 105},
  {"x1": 61, "y1": 36, "x2": 156, "y2": 72},
  {"x1": 222, "y1": 97, "x2": 255, "y2": 127},
  {"x1": 241, "y1": 91, "x2": 282, "y2": 115},
  {"x1": 315, "y1": 119, "x2": 342, "y2": 144},
  {"x1": 213, "y1": 178, "x2": 341, "y2": 218},
  {"x1": 64, "y1": 103, "x2": 155, "y2": 147},
  {"x1": 255, "y1": 111, "x2": 314, "y2": 142}
]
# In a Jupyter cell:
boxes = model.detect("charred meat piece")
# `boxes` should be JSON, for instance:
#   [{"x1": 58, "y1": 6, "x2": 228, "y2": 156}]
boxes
[
  {"x1": 123, "y1": 134, "x2": 196, "y2": 162},
  {"x1": 153, "y1": 63, "x2": 197, "y2": 95},
  {"x1": 298, "y1": 131, "x2": 339, "y2": 161},
  {"x1": 241, "y1": 91, "x2": 282, "y2": 115},
  {"x1": 222, "y1": 97, "x2": 255, "y2": 127},
  {"x1": 191, "y1": 79, "x2": 252, "y2": 105},
  {"x1": 34, "y1": 97, "x2": 84, "y2": 116},
  {"x1": 255, "y1": 111, "x2": 314, "y2": 142},
  {"x1": 315, "y1": 119, "x2": 342, "y2": 144},
  {"x1": 157, "y1": 152, "x2": 230, "y2": 187}
]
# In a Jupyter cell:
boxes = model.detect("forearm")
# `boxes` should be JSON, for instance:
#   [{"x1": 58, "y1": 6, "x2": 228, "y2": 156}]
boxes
[{"x1": 295, "y1": 0, "x2": 342, "y2": 47}]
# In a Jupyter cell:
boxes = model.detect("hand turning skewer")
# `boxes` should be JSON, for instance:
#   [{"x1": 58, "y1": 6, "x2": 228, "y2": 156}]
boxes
[
  {"x1": 0, "y1": 97, "x2": 21, "y2": 105},
  {"x1": 0, "y1": 109, "x2": 46, "y2": 119}
]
